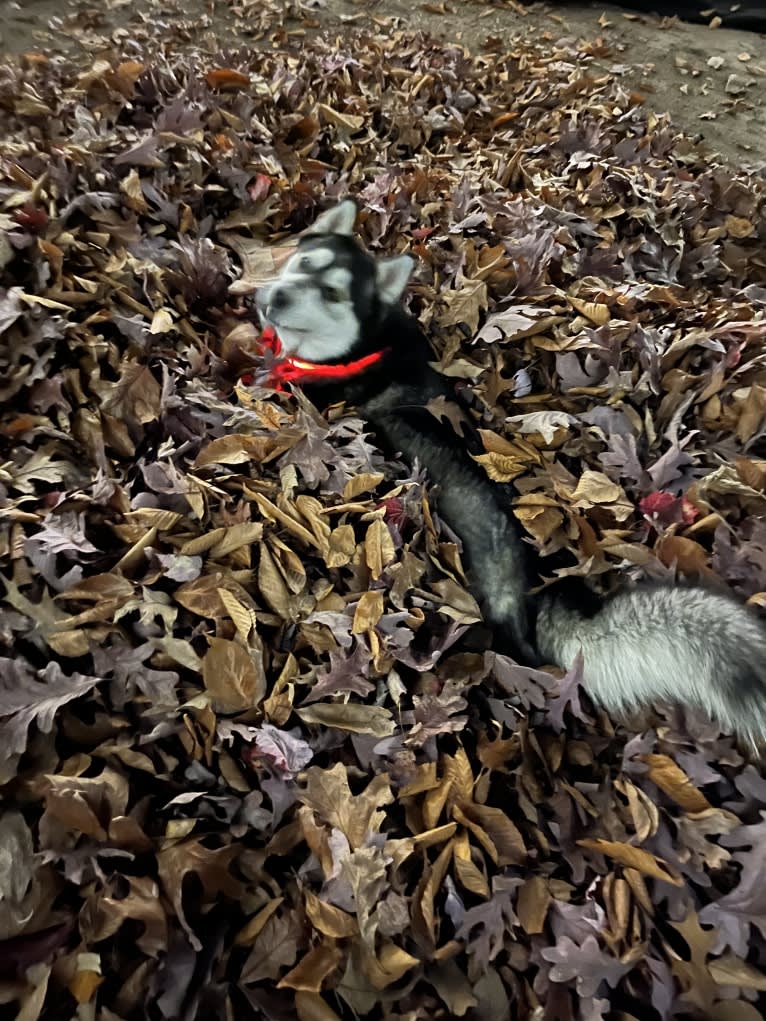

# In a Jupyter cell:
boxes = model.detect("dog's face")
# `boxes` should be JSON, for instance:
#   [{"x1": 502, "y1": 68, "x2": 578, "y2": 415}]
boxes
[{"x1": 255, "y1": 200, "x2": 414, "y2": 362}]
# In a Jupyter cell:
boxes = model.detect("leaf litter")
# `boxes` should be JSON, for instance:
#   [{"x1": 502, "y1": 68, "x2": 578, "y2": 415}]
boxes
[{"x1": 1, "y1": 4, "x2": 766, "y2": 1020}]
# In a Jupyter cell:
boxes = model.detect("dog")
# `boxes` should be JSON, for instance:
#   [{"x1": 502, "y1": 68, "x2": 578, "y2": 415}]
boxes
[{"x1": 254, "y1": 199, "x2": 766, "y2": 748}]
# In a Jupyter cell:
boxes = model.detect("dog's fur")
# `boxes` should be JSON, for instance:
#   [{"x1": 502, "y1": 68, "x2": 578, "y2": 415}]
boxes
[{"x1": 256, "y1": 200, "x2": 766, "y2": 746}]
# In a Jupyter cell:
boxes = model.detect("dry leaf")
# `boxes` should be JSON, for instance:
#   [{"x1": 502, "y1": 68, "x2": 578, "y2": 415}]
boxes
[
  {"x1": 205, "y1": 67, "x2": 251, "y2": 88},
  {"x1": 578, "y1": 839, "x2": 682, "y2": 885},
  {"x1": 278, "y1": 939, "x2": 343, "y2": 992},
  {"x1": 642, "y1": 754, "x2": 711, "y2": 813},
  {"x1": 202, "y1": 637, "x2": 266, "y2": 712},
  {"x1": 296, "y1": 703, "x2": 395, "y2": 738},
  {"x1": 352, "y1": 590, "x2": 385, "y2": 633},
  {"x1": 364, "y1": 519, "x2": 395, "y2": 580}
]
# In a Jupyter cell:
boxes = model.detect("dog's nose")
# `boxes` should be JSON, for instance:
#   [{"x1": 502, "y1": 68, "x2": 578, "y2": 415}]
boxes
[{"x1": 270, "y1": 287, "x2": 289, "y2": 311}]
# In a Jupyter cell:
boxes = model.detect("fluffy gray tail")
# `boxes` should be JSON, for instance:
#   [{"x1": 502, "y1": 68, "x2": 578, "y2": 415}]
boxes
[{"x1": 535, "y1": 584, "x2": 766, "y2": 748}]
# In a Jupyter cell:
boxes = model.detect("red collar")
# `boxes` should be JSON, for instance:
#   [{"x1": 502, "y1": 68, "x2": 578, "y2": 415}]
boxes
[{"x1": 244, "y1": 326, "x2": 390, "y2": 391}]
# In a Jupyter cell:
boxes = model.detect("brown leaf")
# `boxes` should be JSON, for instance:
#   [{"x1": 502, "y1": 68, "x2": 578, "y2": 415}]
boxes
[
  {"x1": 157, "y1": 839, "x2": 242, "y2": 950},
  {"x1": 570, "y1": 470, "x2": 625, "y2": 506},
  {"x1": 324, "y1": 524, "x2": 357, "y2": 568},
  {"x1": 149, "y1": 308, "x2": 174, "y2": 335},
  {"x1": 119, "y1": 168, "x2": 149, "y2": 213},
  {"x1": 41, "y1": 769, "x2": 128, "y2": 841},
  {"x1": 642, "y1": 754, "x2": 711, "y2": 813},
  {"x1": 202, "y1": 637, "x2": 266, "y2": 712},
  {"x1": 431, "y1": 578, "x2": 482, "y2": 624},
  {"x1": 614, "y1": 778, "x2": 660, "y2": 842},
  {"x1": 473, "y1": 450, "x2": 527, "y2": 483},
  {"x1": 258, "y1": 541, "x2": 294, "y2": 618},
  {"x1": 668, "y1": 911, "x2": 718, "y2": 1009},
  {"x1": 217, "y1": 587, "x2": 258, "y2": 644},
  {"x1": 299, "y1": 762, "x2": 393, "y2": 849},
  {"x1": 363, "y1": 942, "x2": 421, "y2": 990},
  {"x1": 604, "y1": 876, "x2": 632, "y2": 944},
  {"x1": 455, "y1": 802, "x2": 527, "y2": 866},
  {"x1": 364, "y1": 519, "x2": 395, "y2": 580},
  {"x1": 513, "y1": 495, "x2": 565, "y2": 544},
  {"x1": 296, "y1": 703, "x2": 395, "y2": 738},
  {"x1": 578, "y1": 838, "x2": 682, "y2": 885},
  {"x1": 235, "y1": 897, "x2": 284, "y2": 946},
  {"x1": 241, "y1": 912, "x2": 299, "y2": 983},
  {"x1": 476, "y1": 731, "x2": 517, "y2": 773},
  {"x1": 736, "y1": 384, "x2": 766, "y2": 445},
  {"x1": 263, "y1": 652, "x2": 297, "y2": 726},
  {"x1": 452, "y1": 831, "x2": 490, "y2": 898},
  {"x1": 412, "y1": 822, "x2": 458, "y2": 849},
  {"x1": 735, "y1": 457, "x2": 766, "y2": 492},
  {"x1": 205, "y1": 67, "x2": 251, "y2": 89},
  {"x1": 412, "y1": 840, "x2": 452, "y2": 947},
  {"x1": 47, "y1": 629, "x2": 90, "y2": 657},
  {"x1": 343, "y1": 473, "x2": 385, "y2": 500},
  {"x1": 80, "y1": 877, "x2": 168, "y2": 957},
  {"x1": 427, "y1": 959, "x2": 478, "y2": 1015},
  {"x1": 303, "y1": 890, "x2": 358, "y2": 938},
  {"x1": 709, "y1": 1005, "x2": 764, "y2": 1021},
  {"x1": 443, "y1": 746, "x2": 475, "y2": 811},
  {"x1": 441, "y1": 279, "x2": 488, "y2": 334},
  {"x1": 708, "y1": 955, "x2": 766, "y2": 991},
  {"x1": 175, "y1": 572, "x2": 257, "y2": 620},
  {"x1": 399, "y1": 761, "x2": 439, "y2": 798},
  {"x1": 569, "y1": 296, "x2": 610, "y2": 325},
  {"x1": 98, "y1": 362, "x2": 161, "y2": 427},
  {"x1": 295, "y1": 991, "x2": 344, "y2": 1021},
  {"x1": 352, "y1": 590, "x2": 384, "y2": 633},
  {"x1": 516, "y1": 875, "x2": 550, "y2": 935},
  {"x1": 316, "y1": 102, "x2": 366, "y2": 133},
  {"x1": 657, "y1": 535, "x2": 712, "y2": 576},
  {"x1": 195, "y1": 433, "x2": 288, "y2": 467},
  {"x1": 68, "y1": 968, "x2": 103, "y2": 1004},
  {"x1": 224, "y1": 236, "x2": 298, "y2": 294},
  {"x1": 278, "y1": 939, "x2": 343, "y2": 992},
  {"x1": 422, "y1": 772, "x2": 452, "y2": 829}
]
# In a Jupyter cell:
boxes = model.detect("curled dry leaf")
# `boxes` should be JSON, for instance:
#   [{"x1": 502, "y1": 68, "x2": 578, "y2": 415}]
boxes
[{"x1": 578, "y1": 838, "x2": 683, "y2": 886}]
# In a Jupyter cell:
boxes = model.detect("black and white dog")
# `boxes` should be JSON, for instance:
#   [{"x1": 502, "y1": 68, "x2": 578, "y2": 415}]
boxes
[{"x1": 255, "y1": 200, "x2": 766, "y2": 747}]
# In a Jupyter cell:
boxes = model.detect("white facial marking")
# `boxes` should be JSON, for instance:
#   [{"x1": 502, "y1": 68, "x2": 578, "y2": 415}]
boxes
[
  {"x1": 270, "y1": 308, "x2": 360, "y2": 361},
  {"x1": 323, "y1": 267, "x2": 352, "y2": 293},
  {"x1": 257, "y1": 245, "x2": 360, "y2": 361},
  {"x1": 286, "y1": 246, "x2": 334, "y2": 273}
]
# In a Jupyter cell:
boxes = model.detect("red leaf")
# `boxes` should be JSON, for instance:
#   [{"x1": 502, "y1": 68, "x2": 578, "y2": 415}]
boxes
[{"x1": 204, "y1": 68, "x2": 250, "y2": 89}]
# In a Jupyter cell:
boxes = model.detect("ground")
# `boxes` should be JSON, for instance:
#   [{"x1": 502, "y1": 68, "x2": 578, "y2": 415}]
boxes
[{"x1": 2, "y1": 0, "x2": 766, "y2": 167}]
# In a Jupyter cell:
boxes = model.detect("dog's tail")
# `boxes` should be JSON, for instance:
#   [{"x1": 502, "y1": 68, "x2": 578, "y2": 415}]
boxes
[{"x1": 534, "y1": 582, "x2": 766, "y2": 747}]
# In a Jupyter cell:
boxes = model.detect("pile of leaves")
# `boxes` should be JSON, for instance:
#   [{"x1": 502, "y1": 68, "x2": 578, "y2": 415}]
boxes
[{"x1": 1, "y1": 13, "x2": 766, "y2": 1021}]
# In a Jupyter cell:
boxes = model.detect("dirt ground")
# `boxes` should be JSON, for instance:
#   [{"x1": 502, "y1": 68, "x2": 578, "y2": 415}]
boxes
[{"x1": 0, "y1": 0, "x2": 765, "y2": 167}]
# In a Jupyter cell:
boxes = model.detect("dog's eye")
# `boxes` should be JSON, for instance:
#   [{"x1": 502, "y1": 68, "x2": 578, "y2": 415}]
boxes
[
  {"x1": 322, "y1": 286, "x2": 343, "y2": 303},
  {"x1": 300, "y1": 256, "x2": 312, "y2": 270}
]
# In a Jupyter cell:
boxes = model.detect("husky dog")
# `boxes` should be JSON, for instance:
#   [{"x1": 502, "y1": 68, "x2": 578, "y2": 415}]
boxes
[{"x1": 255, "y1": 200, "x2": 766, "y2": 747}]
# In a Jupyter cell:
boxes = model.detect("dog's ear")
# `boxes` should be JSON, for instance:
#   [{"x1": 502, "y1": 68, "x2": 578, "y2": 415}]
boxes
[
  {"x1": 376, "y1": 254, "x2": 415, "y2": 306},
  {"x1": 304, "y1": 199, "x2": 357, "y2": 238}
]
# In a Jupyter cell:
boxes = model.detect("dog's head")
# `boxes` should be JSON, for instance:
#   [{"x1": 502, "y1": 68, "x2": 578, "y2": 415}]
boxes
[{"x1": 255, "y1": 200, "x2": 415, "y2": 363}]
